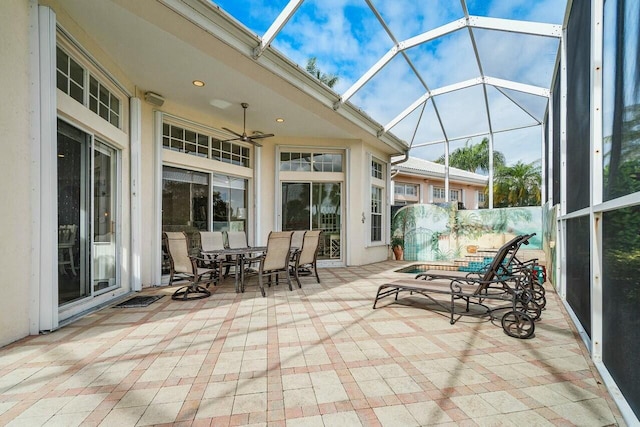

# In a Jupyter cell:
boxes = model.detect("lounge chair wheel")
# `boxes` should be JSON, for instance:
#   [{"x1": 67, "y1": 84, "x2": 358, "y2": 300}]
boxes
[
  {"x1": 501, "y1": 311, "x2": 535, "y2": 339},
  {"x1": 532, "y1": 290, "x2": 546, "y2": 310},
  {"x1": 516, "y1": 300, "x2": 542, "y2": 320},
  {"x1": 532, "y1": 282, "x2": 545, "y2": 295}
]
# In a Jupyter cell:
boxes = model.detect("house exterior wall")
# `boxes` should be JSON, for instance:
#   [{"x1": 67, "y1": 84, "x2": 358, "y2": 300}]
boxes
[
  {"x1": 0, "y1": 0, "x2": 32, "y2": 347},
  {"x1": 392, "y1": 172, "x2": 486, "y2": 210},
  {"x1": 0, "y1": 0, "x2": 399, "y2": 347}
]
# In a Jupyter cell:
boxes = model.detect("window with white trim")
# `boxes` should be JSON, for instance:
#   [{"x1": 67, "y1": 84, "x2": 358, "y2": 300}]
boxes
[
  {"x1": 162, "y1": 122, "x2": 251, "y2": 167},
  {"x1": 478, "y1": 192, "x2": 486, "y2": 204},
  {"x1": 56, "y1": 46, "x2": 121, "y2": 129},
  {"x1": 450, "y1": 189, "x2": 460, "y2": 201},
  {"x1": 395, "y1": 182, "x2": 418, "y2": 196},
  {"x1": 370, "y1": 158, "x2": 385, "y2": 243},
  {"x1": 279, "y1": 151, "x2": 343, "y2": 172},
  {"x1": 433, "y1": 187, "x2": 446, "y2": 199}
]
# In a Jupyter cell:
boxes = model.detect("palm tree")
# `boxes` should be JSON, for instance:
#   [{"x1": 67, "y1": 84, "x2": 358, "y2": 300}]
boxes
[
  {"x1": 491, "y1": 161, "x2": 542, "y2": 207},
  {"x1": 306, "y1": 57, "x2": 339, "y2": 88},
  {"x1": 435, "y1": 138, "x2": 505, "y2": 174}
]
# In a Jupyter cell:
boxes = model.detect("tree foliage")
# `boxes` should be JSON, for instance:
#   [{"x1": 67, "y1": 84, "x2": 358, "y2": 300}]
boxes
[
  {"x1": 435, "y1": 138, "x2": 505, "y2": 173},
  {"x1": 491, "y1": 161, "x2": 542, "y2": 207},
  {"x1": 306, "y1": 57, "x2": 339, "y2": 88}
]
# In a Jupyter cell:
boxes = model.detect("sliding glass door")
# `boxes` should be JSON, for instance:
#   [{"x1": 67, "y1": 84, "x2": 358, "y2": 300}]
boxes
[
  {"x1": 93, "y1": 142, "x2": 118, "y2": 293},
  {"x1": 282, "y1": 182, "x2": 342, "y2": 260},
  {"x1": 57, "y1": 120, "x2": 120, "y2": 305}
]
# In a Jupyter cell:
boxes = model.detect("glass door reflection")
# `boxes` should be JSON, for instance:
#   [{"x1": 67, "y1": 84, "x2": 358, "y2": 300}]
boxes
[
  {"x1": 281, "y1": 182, "x2": 342, "y2": 260},
  {"x1": 93, "y1": 141, "x2": 118, "y2": 293},
  {"x1": 57, "y1": 120, "x2": 90, "y2": 305}
]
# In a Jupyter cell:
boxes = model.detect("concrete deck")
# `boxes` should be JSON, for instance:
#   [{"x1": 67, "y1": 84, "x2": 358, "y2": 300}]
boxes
[{"x1": 0, "y1": 261, "x2": 625, "y2": 426}]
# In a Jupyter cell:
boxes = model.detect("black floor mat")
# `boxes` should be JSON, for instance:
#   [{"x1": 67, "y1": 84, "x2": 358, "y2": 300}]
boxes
[{"x1": 113, "y1": 295, "x2": 164, "y2": 308}]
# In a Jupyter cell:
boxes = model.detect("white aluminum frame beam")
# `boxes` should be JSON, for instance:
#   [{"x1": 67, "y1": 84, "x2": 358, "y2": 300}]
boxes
[
  {"x1": 483, "y1": 76, "x2": 549, "y2": 97},
  {"x1": 341, "y1": 46, "x2": 398, "y2": 102},
  {"x1": 253, "y1": 0, "x2": 304, "y2": 58},
  {"x1": 383, "y1": 77, "x2": 546, "y2": 132},
  {"x1": 410, "y1": 122, "x2": 542, "y2": 148},
  {"x1": 468, "y1": 16, "x2": 562, "y2": 38}
]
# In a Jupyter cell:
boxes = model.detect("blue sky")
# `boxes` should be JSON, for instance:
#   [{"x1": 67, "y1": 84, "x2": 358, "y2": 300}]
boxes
[{"x1": 212, "y1": 0, "x2": 567, "y2": 167}]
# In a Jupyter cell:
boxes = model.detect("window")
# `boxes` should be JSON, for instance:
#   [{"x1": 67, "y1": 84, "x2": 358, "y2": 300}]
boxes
[
  {"x1": 56, "y1": 47, "x2": 84, "y2": 104},
  {"x1": 433, "y1": 187, "x2": 446, "y2": 199},
  {"x1": 370, "y1": 157, "x2": 385, "y2": 243},
  {"x1": 212, "y1": 140, "x2": 250, "y2": 167},
  {"x1": 371, "y1": 160, "x2": 383, "y2": 179},
  {"x1": 280, "y1": 152, "x2": 311, "y2": 171},
  {"x1": 89, "y1": 76, "x2": 120, "y2": 127},
  {"x1": 162, "y1": 166, "x2": 209, "y2": 231},
  {"x1": 371, "y1": 186, "x2": 383, "y2": 242},
  {"x1": 450, "y1": 189, "x2": 459, "y2": 201},
  {"x1": 280, "y1": 151, "x2": 342, "y2": 172},
  {"x1": 56, "y1": 46, "x2": 121, "y2": 128},
  {"x1": 162, "y1": 167, "x2": 248, "y2": 233},
  {"x1": 478, "y1": 192, "x2": 486, "y2": 203},
  {"x1": 212, "y1": 174, "x2": 248, "y2": 232},
  {"x1": 162, "y1": 122, "x2": 251, "y2": 167},
  {"x1": 395, "y1": 183, "x2": 418, "y2": 196}
]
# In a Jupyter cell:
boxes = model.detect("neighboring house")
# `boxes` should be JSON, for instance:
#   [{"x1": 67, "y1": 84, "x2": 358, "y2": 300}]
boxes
[{"x1": 392, "y1": 157, "x2": 489, "y2": 209}]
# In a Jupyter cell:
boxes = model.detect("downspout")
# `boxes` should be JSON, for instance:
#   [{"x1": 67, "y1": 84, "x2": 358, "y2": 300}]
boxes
[{"x1": 390, "y1": 150, "x2": 410, "y2": 178}]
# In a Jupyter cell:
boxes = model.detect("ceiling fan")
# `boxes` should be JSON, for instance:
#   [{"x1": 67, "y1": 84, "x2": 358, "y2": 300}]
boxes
[{"x1": 221, "y1": 102, "x2": 274, "y2": 147}]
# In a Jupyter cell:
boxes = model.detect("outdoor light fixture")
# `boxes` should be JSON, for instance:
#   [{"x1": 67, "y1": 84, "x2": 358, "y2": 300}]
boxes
[
  {"x1": 192, "y1": 80, "x2": 205, "y2": 87},
  {"x1": 275, "y1": 117, "x2": 285, "y2": 123}
]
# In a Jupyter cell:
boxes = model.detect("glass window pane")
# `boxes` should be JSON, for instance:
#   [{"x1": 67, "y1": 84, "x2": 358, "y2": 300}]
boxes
[
  {"x1": 565, "y1": 0, "x2": 591, "y2": 212},
  {"x1": 282, "y1": 182, "x2": 311, "y2": 230},
  {"x1": 602, "y1": 0, "x2": 640, "y2": 201},
  {"x1": 110, "y1": 94, "x2": 119, "y2": 114},
  {"x1": 69, "y1": 58, "x2": 84, "y2": 86},
  {"x1": 99, "y1": 84, "x2": 109, "y2": 105},
  {"x1": 565, "y1": 216, "x2": 591, "y2": 337},
  {"x1": 162, "y1": 166, "x2": 209, "y2": 232},
  {"x1": 170, "y1": 125, "x2": 183, "y2": 140},
  {"x1": 99, "y1": 103, "x2": 109, "y2": 120},
  {"x1": 70, "y1": 83, "x2": 84, "y2": 104},
  {"x1": 213, "y1": 175, "x2": 247, "y2": 231},
  {"x1": 56, "y1": 47, "x2": 68, "y2": 74},
  {"x1": 56, "y1": 71, "x2": 68, "y2": 93},
  {"x1": 602, "y1": 207, "x2": 640, "y2": 415},
  {"x1": 90, "y1": 76, "x2": 99, "y2": 97}
]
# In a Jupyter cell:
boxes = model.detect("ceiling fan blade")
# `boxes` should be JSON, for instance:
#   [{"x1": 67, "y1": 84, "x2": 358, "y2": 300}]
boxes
[
  {"x1": 222, "y1": 127, "x2": 243, "y2": 138},
  {"x1": 248, "y1": 139, "x2": 263, "y2": 148},
  {"x1": 250, "y1": 133, "x2": 275, "y2": 140}
]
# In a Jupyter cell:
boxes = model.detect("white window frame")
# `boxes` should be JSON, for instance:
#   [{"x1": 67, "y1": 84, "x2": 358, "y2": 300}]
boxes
[{"x1": 368, "y1": 155, "x2": 386, "y2": 246}]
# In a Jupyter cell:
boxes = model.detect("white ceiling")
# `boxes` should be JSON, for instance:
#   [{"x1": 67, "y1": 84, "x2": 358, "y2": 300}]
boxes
[{"x1": 57, "y1": 0, "x2": 376, "y2": 144}]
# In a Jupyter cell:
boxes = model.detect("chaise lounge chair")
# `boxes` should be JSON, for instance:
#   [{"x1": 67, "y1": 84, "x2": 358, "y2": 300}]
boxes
[{"x1": 373, "y1": 234, "x2": 542, "y2": 338}]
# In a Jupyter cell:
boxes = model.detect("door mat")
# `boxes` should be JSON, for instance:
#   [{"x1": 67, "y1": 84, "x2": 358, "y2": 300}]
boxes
[{"x1": 113, "y1": 295, "x2": 164, "y2": 308}]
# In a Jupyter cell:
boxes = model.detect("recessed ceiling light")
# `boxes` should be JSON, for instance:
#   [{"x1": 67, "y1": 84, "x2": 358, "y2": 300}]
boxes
[
  {"x1": 275, "y1": 118, "x2": 285, "y2": 123},
  {"x1": 192, "y1": 80, "x2": 205, "y2": 87}
]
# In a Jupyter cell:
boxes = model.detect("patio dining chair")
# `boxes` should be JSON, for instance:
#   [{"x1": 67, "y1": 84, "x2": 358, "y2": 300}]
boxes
[
  {"x1": 200, "y1": 231, "x2": 235, "y2": 280},
  {"x1": 164, "y1": 232, "x2": 218, "y2": 300},
  {"x1": 246, "y1": 231, "x2": 293, "y2": 297},
  {"x1": 58, "y1": 224, "x2": 78, "y2": 276},
  {"x1": 290, "y1": 230, "x2": 322, "y2": 288}
]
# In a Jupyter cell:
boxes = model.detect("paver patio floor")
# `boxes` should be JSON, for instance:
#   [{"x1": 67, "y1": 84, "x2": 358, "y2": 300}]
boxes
[{"x1": 0, "y1": 261, "x2": 625, "y2": 426}]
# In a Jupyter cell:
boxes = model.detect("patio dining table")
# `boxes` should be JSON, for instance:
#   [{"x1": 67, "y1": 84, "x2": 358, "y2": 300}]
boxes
[
  {"x1": 202, "y1": 245, "x2": 300, "y2": 293},
  {"x1": 202, "y1": 246, "x2": 267, "y2": 293}
]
